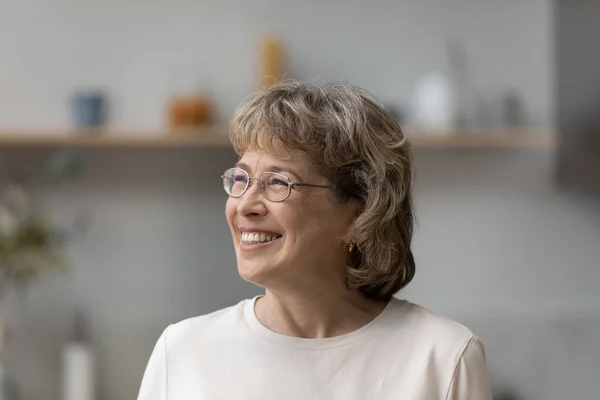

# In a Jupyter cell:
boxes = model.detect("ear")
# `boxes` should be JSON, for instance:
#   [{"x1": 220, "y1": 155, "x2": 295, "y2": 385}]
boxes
[
  {"x1": 349, "y1": 201, "x2": 364, "y2": 220},
  {"x1": 337, "y1": 200, "x2": 362, "y2": 237}
]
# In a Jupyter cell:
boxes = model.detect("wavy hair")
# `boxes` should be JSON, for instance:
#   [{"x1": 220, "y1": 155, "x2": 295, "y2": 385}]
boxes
[{"x1": 229, "y1": 80, "x2": 415, "y2": 300}]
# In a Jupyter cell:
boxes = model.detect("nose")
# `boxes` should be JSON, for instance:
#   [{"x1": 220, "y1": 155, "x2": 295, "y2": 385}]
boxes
[{"x1": 236, "y1": 179, "x2": 268, "y2": 217}]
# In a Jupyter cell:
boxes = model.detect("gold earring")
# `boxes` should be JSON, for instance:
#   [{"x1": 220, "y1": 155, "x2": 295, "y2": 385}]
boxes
[{"x1": 348, "y1": 243, "x2": 356, "y2": 252}]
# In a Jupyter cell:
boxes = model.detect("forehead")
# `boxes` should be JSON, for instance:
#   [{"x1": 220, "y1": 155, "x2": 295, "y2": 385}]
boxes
[{"x1": 238, "y1": 148, "x2": 313, "y2": 176}]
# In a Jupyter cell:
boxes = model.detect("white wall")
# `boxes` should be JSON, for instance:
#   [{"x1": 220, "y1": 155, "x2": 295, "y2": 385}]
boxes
[
  {"x1": 0, "y1": 0, "x2": 554, "y2": 129},
  {"x1": 3, "y1": 1, "x2": 599, "y2": 400},
  {"x1": 407, "y1": 149, "x2": 600, "y2": 318}
]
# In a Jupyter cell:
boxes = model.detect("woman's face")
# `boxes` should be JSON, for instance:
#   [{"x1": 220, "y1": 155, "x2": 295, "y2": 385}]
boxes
[{"x1": 225, "y1": 148, "x2": 360, "y2": 289}]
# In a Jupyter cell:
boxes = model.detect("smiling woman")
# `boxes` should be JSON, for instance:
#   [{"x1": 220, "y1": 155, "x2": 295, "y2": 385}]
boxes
[{"x1": 137, "y1": 81, "x2": 493, "y2": 400}]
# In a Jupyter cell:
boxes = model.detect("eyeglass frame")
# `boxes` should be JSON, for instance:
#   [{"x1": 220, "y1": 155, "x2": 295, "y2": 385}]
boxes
[{"x1": 221, "y1": 167, "x2": 334, "y2": 202}]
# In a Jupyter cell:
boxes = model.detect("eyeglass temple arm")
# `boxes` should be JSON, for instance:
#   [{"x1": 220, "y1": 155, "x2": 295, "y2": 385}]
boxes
[{"x1": 292, "y1": 183, "x2": 334, "y2": 189}]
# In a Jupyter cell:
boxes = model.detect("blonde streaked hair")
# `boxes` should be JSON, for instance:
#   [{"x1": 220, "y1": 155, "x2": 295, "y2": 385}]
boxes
[{"x1": 230, "y1": 80, "x2": 415, "y2": 300}]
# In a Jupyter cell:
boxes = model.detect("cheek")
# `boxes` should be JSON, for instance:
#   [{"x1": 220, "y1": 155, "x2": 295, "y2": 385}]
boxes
[
  {"x1": 225, "y1": 198, "x2": 237, "y2": 229},
  {"x1": 286, "y1": 198, "x2": 341, "y2": 242}
]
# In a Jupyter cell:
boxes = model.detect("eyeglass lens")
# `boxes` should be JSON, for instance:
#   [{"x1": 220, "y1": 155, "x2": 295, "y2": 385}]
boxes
[{"x1": 222, "y1": 168, "x2": 291, "y2": 201}]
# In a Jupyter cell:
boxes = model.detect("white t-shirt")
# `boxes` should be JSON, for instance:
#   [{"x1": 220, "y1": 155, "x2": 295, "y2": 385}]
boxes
[{"x1": 137, "y1": 296, "x2": 493, "y2": 399}]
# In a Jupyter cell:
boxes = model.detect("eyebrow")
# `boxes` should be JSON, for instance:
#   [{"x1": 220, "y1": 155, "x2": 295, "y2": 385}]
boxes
[{"x1": 234, "y1": 162, "x2": 303, "y2": 180}]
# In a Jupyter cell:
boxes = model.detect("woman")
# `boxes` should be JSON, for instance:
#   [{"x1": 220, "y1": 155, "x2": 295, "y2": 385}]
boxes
[{"x1": 138, "y1": 81, "x2": 493, "y2": 399}]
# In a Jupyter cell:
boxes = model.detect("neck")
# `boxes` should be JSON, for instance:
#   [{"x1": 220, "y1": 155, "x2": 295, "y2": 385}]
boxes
[{"x1": 254, "y1": 280, "x2": 389, "y2": 339}]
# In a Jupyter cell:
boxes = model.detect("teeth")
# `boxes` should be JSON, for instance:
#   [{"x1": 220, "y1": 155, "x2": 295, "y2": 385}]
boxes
[{"x1": 241, "y1": 232, "x2": 280, "y2": 244}]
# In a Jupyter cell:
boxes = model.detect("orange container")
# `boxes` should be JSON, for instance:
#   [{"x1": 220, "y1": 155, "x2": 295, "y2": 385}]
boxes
[{"x1": 168, "y1": 95, "x2": 213, "y2": 129}]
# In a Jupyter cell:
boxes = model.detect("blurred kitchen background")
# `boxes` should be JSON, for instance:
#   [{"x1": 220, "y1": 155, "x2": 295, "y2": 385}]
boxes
[{"x1": 0, "y1": 0, "x2": 599, "y2": 399}]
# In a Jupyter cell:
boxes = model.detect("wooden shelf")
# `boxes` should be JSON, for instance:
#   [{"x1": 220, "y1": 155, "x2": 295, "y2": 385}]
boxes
[
  {"x1": 404, "y1": 128, "x2": 558, "y2": 149},
  {"x1": 0, "y1": 126, "x2": 557, "y2": 149},
  {"x1": 0, "y1": 126, "x2": 232, "y2": 148}
]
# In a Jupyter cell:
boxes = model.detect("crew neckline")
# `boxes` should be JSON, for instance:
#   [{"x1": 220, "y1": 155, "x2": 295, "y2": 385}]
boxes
[{"x1": 243, "y1": 295, "x2": 402, "y2": 350}]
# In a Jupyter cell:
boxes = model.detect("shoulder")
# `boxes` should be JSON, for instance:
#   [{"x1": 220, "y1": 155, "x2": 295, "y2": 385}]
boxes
[
  {"x1": 386, "y1": 298, "x2": 478, "y2": 362},
  {"x1": 390, "y1": 298, "x2": 474, "y2": 339},
  {"x1": 138, "y1": 299, "x2": 254, "y2": 398},
  {"x1": 385, "y1": 299, "x2": 491, "y2": 397},
  {"x1": 162, "y1": 298, "x2": 251, "y2": 350}
]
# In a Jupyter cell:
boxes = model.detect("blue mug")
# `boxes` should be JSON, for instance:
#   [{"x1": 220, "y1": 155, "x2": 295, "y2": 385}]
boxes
[{"x1": 71, "y1": 91, "x2": 107, "y2": 129}]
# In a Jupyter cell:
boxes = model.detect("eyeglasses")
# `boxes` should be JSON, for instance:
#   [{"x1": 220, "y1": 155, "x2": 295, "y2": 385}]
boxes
[{"x1": 221, "y1": 167, "x2": 334, "y2": 202}]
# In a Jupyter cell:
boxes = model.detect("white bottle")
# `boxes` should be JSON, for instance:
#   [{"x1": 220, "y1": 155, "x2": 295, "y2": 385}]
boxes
[
  {"x1": 411, "y1": 72, "x2": 458, "y2": 133},
  {"x1": 62, "y1": 311, "x2": 95, "y2": 400},
  {"x1": 0, "y1": 321, "x2": 21, "y2": 400}
]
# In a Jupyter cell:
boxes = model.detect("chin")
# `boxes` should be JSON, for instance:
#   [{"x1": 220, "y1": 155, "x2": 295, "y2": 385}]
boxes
[
  {"x1": 236, "y1": 259, "x2": 277, "y2": 286},
  {"x1": 233, "y1": 233, "x2": 286, "y2": 284}
]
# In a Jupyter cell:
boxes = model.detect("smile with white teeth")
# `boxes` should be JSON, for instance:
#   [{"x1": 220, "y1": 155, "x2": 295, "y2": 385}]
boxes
[{"x1": 241, "y1": 232, "x2": 281, "y2": 244}]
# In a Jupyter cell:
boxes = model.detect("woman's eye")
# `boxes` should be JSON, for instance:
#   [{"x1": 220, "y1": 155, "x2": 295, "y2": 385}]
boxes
[
  {"x1": 233, "y1": 174, "x2": 248, "y2": 183},
  {"x1": 271, "y1": 179, "x2": 288, "y2": 186}
]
